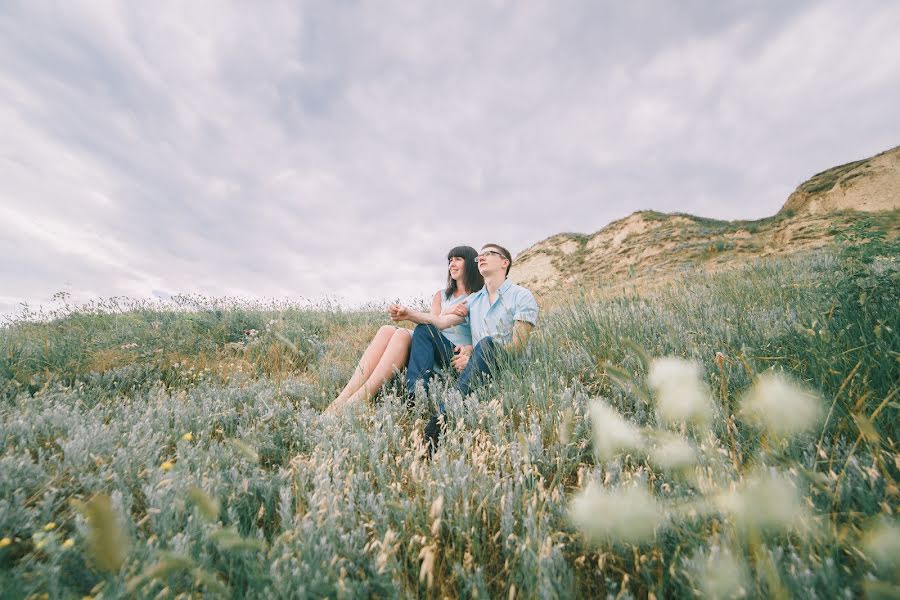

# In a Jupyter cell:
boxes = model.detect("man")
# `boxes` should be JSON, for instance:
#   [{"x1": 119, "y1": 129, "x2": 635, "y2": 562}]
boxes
[{"x1": 389, "y1": 243, "x2": 539, "y2": 449}]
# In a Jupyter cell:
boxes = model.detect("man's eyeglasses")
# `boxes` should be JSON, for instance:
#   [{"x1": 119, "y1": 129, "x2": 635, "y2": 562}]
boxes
[{"x1": 476, "y1": 250, "x2": 505, "y2": 260}]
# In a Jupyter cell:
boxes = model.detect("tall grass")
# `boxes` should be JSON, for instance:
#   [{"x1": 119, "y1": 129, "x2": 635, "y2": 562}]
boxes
[{"x1": 0, "y1": 237, "x2": 897, "y2": 598}]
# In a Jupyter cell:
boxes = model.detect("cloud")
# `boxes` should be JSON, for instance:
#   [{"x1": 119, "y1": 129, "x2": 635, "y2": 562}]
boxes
[{"x1": 1, "y1": 0, "x2": 898, "y2": 317}]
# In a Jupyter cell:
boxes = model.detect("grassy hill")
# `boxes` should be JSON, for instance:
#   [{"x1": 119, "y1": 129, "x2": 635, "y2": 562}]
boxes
[
  {"x1": 1, "y1": 227, "x2": 897, "y2": 597},
  {"x1": 510, "y1": 146, "x2": 900, "y2": 300}
]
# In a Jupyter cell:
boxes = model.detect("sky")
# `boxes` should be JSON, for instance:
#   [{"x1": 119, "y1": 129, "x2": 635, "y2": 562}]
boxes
[{"x1": 1, "y1": 1, "x2": 899, "y2": 317}]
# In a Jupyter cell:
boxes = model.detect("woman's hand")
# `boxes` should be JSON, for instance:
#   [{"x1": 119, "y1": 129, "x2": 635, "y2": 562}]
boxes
[
  {"x1": 447, "y1": 301, "x2": 468, "y2": 318},
  {"x1": 389, "y1": 304, "x2": 410, "y2": 322}
]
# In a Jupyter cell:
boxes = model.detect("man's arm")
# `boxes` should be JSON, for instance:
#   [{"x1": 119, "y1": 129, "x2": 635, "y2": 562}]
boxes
[{"x1": 504, "y1": 286, "x2": 538, "y2": 352}]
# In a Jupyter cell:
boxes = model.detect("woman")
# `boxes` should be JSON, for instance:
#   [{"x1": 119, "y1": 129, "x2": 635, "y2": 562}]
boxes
[{"x1": 324, "y1": 246, "x2": 484, "y2": 415}]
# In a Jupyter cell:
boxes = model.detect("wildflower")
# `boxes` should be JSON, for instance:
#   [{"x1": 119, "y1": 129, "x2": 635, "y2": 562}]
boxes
[
  {"x1": 186, "y1": 486, "x2": 220, "y2": 522},
  {"x1": 62, "y1": 538, "x2": 75, "y2": 549},
  {"x1": 43, "y1": 522, "x2": 57, "y2": 531},
  {"x1": 0, "y1": 537, "x2": 11, "y2": 548},
  {"x1": 589, "y1": 399, "x2": 643, "y2": 461},
  {"x1": 699, "y1": 549, "x2": 747, "y2": 599},
  {"x1": 558, "y1": 407, "x2": 574, "y2": 445},
  {"x1": 375, "y1": 529, "x2": 398, "y2": 574},
  {"x1": 569, "y1": 482, "x2": 665, "y2": 544},
  {"x1": 739, "y1": 372, "x2": 822, "y2": 438},
  {"x1": 650, "y1": 434, "x2": 697, "y2": 471},
  {"x1": 78, "y1": 494, "x2": 129, "y2": 572},
  {"x1": 160, "y1": 460, "x2": 174, "y2": 471},
  {"x1": 648, "y1": 357, "x2": 714, "y2": 425},
  {"x1": 181, "y1": 432, "x2": 193, "y2": 442},
  {"x1": 862, "y1": 520, "x2": 900, "y2": 569},
  {"x1": 226, "y1": 438, "x2": 259, "y2": 463},
  {"x1": 715, "y1": 472, "x2": 807, "y2": 533},
  {"x1": 429, "y1": 495, "x2": 444, "y2": 520},
  {"x1": 418, "y1": 543, "x2": 437, "y2": 588}
]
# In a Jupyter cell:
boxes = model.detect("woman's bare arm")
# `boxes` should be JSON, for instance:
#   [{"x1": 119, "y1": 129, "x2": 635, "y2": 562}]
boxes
[
  {"x1": 389, "y1": 304, "x2": 465, "y2": 329},
  {"x1": 430, "y1": 291, "x2": 442, "y2": 316}
]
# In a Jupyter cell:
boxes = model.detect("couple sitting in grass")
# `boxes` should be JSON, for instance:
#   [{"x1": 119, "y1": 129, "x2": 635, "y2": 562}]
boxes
[{"x1": 325, "y1": 243, "x2": 539, "y2": 448}]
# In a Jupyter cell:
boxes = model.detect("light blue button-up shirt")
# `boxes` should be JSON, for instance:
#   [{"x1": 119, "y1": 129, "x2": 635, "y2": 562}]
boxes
[{"x1": 465, "y1": 279, "x2": 538, "y2": 346}]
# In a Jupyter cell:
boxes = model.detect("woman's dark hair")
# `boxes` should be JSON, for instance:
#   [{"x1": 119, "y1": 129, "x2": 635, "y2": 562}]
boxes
[{"x1": 445, "y1": 246, "x2": 484, "y2": 298}]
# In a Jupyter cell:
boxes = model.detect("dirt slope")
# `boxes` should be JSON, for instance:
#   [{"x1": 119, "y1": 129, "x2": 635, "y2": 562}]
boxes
[{"x1": 511, "y1": 146, "x2": 900, "y2": 299}]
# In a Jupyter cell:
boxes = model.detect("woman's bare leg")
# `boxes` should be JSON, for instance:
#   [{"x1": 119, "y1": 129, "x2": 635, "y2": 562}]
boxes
[
  {"x1": 325, "y1": 326, "x2": 397, "y2": 414},
  {"x1": 340, "y1": 328, "x2": 412, "y2": 409}
]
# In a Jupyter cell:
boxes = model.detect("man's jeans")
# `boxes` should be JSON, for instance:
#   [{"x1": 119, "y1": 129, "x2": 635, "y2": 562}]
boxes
[{"x1": 407, "y1": 324, "x2": 502, "y2": 411}]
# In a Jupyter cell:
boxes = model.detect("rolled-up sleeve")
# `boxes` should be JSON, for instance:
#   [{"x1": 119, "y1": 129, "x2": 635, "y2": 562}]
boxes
[{"x1": 514, "y1": 289, "x2": 538, "y2": 326}]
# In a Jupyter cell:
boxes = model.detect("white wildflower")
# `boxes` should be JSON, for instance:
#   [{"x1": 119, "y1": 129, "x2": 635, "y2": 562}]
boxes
[
  {"x1": 699, "y1": 548, "x2": 748, "y2": 599},
  {"x1": 648, "y1": 357, "x2": 714, "y2": 425},
  {"x1": 558, "y1": 407, "x2": 574, "y2": 446},
  {"x1": 589, "y1": 399, "x2": 643, "y2": 461},
  {"x1": 862, "y1": 521, "x2": 900, "y2": 569},
  {"x1": 418, "y1": 543, "x2": 436, "y2": 588},
  {"x1": 429, "y1": 495, "x2": 444, "y2": 520},
  {"x1": 715, "y1": 472, "x2": 807, "y2": 533},
  {"x1": 569, "y1": 483, "x2": 665, "y2": 544},
  {"x1": 739, "y1": 372, "x2": 822, "y2": 438},
  {"x1": 650, "y1": 434, "x2": 697, "y2": 471}
]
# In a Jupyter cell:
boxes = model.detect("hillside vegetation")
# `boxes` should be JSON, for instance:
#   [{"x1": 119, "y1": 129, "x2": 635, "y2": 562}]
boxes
[
  {"x1": 511, "y1": 146, "x2": 900, "y2": 299},
  {"x1": 1, "y1": 222, "x2": 897, "y2": 598}
]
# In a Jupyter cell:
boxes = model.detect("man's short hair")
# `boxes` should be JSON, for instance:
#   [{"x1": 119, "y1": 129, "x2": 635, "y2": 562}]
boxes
[{"x1": 483, "y1": 243, "x2": 513, "y2": 276}]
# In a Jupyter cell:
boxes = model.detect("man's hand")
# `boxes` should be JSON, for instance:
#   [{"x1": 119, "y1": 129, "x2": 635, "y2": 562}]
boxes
[
  {"x1": 452, "y1": 344, "x2": 473, "y2": 372},
  {"x1": 507, "y1": 321, "x2": 534, "y2": 352},
  {"x1": 389, "y1": 304, "x2": 410, "y2": 322}
]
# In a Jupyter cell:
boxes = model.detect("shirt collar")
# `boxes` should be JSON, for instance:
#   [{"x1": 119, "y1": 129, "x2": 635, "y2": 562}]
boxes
[{"x1": 471, "y1": 279, "x2": 512, "y2": 303}]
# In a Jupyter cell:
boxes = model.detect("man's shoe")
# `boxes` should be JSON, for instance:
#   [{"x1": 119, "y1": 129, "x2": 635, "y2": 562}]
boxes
[{"x1": 423, "y1": 414, "x2": 443, "y2": 454}]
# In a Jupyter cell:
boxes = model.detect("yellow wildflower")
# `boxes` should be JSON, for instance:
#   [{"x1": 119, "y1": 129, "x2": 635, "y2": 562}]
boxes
[
  {"x1": 181, "y1": 432, "x2": 194, "y2": 442},
  {"x1": 160, "y1": 460, "x2": 174, "y2": 471},
  {"x1": 0, "y1": 537, "x2": 11, "y2": 548},
  {"x1": 62, "y1": 538, "x2": 75, "y2": 549},
  {"x1": 43, "y1": 522, "x2": 57, "y2": 531}
]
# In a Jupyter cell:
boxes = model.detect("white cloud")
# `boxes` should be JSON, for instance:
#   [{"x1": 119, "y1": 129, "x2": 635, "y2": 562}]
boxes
[{"x1": 1, "y1": 1, "x2": 898, "y2": 317}]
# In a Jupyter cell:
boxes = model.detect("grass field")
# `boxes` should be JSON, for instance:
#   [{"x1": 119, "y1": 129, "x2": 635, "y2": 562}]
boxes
[{"x1": 1, "y1": 231, "x2": 898, "y2": 599}]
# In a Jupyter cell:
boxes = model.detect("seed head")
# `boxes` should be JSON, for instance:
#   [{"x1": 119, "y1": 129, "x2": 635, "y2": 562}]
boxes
[
  {"x1": 589, "y1": 399, "x2": 643, "y2": 461},
  {"x1": 862, "y1": 520, "x2": 900, "y2": 569},
  {"x1": 650, "y1": 434, "x2": 697, "y2": 471},
  {"x1": 648, "y1": 357, "x2": 714, "y2": 425},
  {"x1": 569, "y1": 483, "x2": 665, "y2": 544},
  {"x1": 700, "y1": 549, "x2": 747, "y2": 599},
  {"x1": 739, "y1": 372, "x2": 822, "y2": 438},
  {"x1": 715, "y1": 472, "x2": 807, "y2": 533}
]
